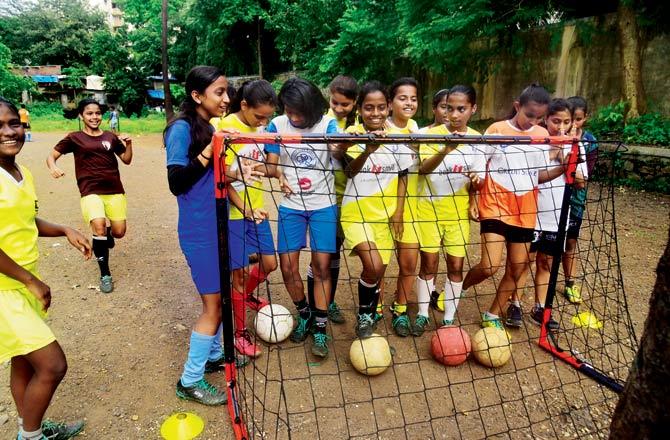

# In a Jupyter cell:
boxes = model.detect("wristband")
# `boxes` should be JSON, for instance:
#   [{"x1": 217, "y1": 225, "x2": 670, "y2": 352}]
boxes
[{"x1": 199, "y1": 152, "x2": 212, "y2": 160}]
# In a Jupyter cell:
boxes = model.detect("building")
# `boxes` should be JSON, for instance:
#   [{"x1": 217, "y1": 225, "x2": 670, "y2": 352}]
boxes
[{"x1": 87, "y1": 0, "x2": 124, "y2": 31}]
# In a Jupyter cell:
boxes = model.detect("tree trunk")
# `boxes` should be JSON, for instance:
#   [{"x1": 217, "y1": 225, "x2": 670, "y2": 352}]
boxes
[
  {"x1": 257, "y1": 17, "x2": 263, "y2": 79},
  {"x1": 609, "y1": 225, "x2": 670, "y2": 438},
  {"x1": 616, "y1": 1, "x2": 646, "y2": 120},
  {"x1": 161, "y1": 0, "x2": 174, "y2": 121}
]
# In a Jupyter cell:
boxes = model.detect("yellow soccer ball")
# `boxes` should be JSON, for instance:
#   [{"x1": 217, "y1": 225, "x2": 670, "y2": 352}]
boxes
[
  {"x1": 471, "y1": 327, "x2": 512, "y2": 368},
  {"x1": 349, "y1": 334, "x2": 392, "y2": 376}
]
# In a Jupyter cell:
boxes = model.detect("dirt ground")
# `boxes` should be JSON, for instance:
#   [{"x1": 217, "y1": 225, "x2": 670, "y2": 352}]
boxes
[{"x1": 0, "y1": 132, "x2": 668, "y2": 439}]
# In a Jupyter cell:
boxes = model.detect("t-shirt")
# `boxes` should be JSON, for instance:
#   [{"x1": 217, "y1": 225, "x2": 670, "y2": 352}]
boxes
[
  {"x1": 0, "y1": 164, "x2": 40, "y2": 290},
  {"x1": 54, "y1": 131, "x2": 126, "y2": 197},
  {"x1": 326, "y1": 108, "x2": 348, "y2": 131},
  {"x1": 109, "y1": 111, "x2": 119, "y2": 123},
  {"x1": 418, "y1": 125, "x2": 486, "y2": 221},
  {"x1": 165, "y1": 120, "x2": 216, "y2": 248},
  {"x1": 340, "y1": 124, "x2": 414, "y2": 224},
  {"x1": 266, "y1": 115, "x2": 338, "y2": 211},
  {"x1": 569, "y1": 131, "x2": 598, "y2": 218},
  {"x1": 217, "y1": 114, "x2": 279, "y2": 220},
  {"x1": 18, "y1": 108, "x2": 29, "y2": 124},
  {"x1": 478, "y1": 121, "x2": 549, "y2": 229},
  {"x1": 386, "y1": 119, "x2": 420, "y2": 224}
]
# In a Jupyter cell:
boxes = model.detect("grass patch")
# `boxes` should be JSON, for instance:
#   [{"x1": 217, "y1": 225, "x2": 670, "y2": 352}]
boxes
[{"x1": 31, "y1": 113, "x2": 167, "y2": 134}]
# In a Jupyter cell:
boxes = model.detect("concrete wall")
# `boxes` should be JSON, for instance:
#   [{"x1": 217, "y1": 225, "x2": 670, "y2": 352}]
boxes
[{"x1": 420, "y1": 15, "x2": 670, "y2": 122}]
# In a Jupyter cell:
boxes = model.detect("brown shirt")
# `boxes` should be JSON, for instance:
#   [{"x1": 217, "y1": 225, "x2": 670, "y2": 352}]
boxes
[{"x1": 54, "y1": 131, "x2": 126, "y2": 197}]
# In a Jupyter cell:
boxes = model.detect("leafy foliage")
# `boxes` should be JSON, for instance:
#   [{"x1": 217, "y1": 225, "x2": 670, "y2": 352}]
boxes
[
  {"x1": 588, "y1": 101, "x2": 670, "y2": 147},
  {"x1": 0, "y1": 43, "x2": 34, "y2": 101}
]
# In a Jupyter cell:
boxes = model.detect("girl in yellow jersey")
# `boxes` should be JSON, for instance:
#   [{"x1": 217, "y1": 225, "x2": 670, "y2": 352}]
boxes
[
  {"x1": 216, "y1": 80, "x2": 279, "y2": 358},
  {"x1": 0, "y1": 97, "x2": 91, "y2": 440},
  {"x1": 418, "y1": 86, "x2": 486, "y2": 326},
  {"x1": 341, "y1": 81, "x2": 413, "y2": 338},
  {"x1": 384, "y1": 78, "x2": 423, "y2": 337}
]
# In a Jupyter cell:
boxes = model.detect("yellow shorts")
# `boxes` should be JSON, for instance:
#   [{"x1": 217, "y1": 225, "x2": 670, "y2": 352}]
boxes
[
  {"x1": 398, "y1": 219, "x2": 420, "y2": 244},
  {"x1": 0, "y1": 287, "x2": 56, "y2": 363},
  {"x1": 342, "y1": 221, "x2": 394, "y2": 265},
  {"x1": 418, "y1": 218, "x2": 470, "y2": 258},
  {"x1": 80, "y1": 193, "x2": 127, "y2": 224}
]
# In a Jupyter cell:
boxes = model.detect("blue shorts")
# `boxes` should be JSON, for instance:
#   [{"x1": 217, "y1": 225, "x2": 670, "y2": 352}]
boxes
[
  {"x1": 277, "y1": 205, "x2": 337, "y2": 254},
  {"x1": 182, "y1": 244, "x2": 220, "y2": 295},
  {"x1": 229, "y1": 218, "x2": 276, "y2": 270}
]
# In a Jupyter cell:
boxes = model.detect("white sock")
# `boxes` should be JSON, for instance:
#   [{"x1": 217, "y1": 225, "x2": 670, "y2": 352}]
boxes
[
  {"x1": 484, "y1": 311, "x2": 499, "y2": 321},
  {"x1": 416, "y1": 277, "x2": 430, "y2": 317},
  {"x1": 512, "y1": 299, "x2": 521, "y2": 307},
  {"x1": 18, "y1": 417, "x2": 23, "y2": 430},
  {"x1": 427, "y1": 277, "x2": 435, "y2": 294},
  {"x1": 20, "y1": 427, "x2": 43, "y2": 440},
  {"x1": 443, "y1": 280, "x2": 463, "y2": 322}
]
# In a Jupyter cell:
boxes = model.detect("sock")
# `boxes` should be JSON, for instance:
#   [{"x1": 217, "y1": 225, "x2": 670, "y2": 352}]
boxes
[
  {"x1": 535, "y1": 302, "x2": 543, "y2": 310},
  {"x1": 106, "y1": 226, "x2": 115, "y2": 249},
  {"x1": 416, "y1": 277, "x2": 430, "y2": 317},
  {"x1": 244, "y1": 264, "x2": 267, "y2": 295},
  {"x1": 306, "y1": 265, "x2": 316, "y2": 313},
  {"x1": 232, "y1": 289, "x2": 247, "y2": 335},
  {"x1": 208, "y1": 323, "x2": 223, "y2": 361},
  {"x1": 566, "y1": 279, "x2": 575, "y2": 288},
  {"x1": 484, "y1": 311, "x2": 499, "y2": 321},
  {"x1": 427, "y1": 277, "x2": 435, "y2": 295},
  {"x1": 17, "y1": 417, "x2": 23, "y2": 430},
  {"x1": 313, "y1": 309, "x2": 328, "y2": 334},
  {"x1": 392, "y1": 301, "x2": 407, "y2": 315},
  {"x1": 20, "y1": 428, "x2": 43, "y2": 440},
  {"x1": 358, "y1": 279, "x2": 378, "y2": 315},
  {"x1": 512, "y1": 299, "x2": 521, "y2": 308},
  {"x1": 92, "y1": 235, "x2": 111, "y2": 277},
  {"x1": 180, "y1": 330, "x2": 216, "y2": 387},
  {"x1": 330, "y1": 257, "x2": 340, "y2": 304},
  {"x1": 443, "y1": 280, "x2": 463, "y2": 322},
  {"x1": 294, "y1": 298, "x2": 311, "y2": 320}
]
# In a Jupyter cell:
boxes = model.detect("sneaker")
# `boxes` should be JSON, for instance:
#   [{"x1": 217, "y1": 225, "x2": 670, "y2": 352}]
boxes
[
  {"x1": 17, "y1": 436, "x2": 48, "y2": 440},
  {"x1": 412, "y1": 315, "x2": 430, "y2": 336},
  {"x1": 41, "y1": 419, "x2": 85, "y2": 439},
  {"x1": 374, "y1": 304, "x2": 384, "y2": 323},
  {"x1": 100, "y1": 275, "x2": 113, "y2": 294},
  {"x1": 328, "y1": 302, "x2": 345, "y2": 324},
  {"x1": 563, "y1": 285, "x2": 583, "y2": 304},
  {"x1": 246, "y1": 294, "x2": 269, "y2": 311},
  {"x1": 290, "y1": 315, "x2": 313, "y2": 343},
  {"x1": 355, "y1": 313, "x2": 376, "y2": 338},
  {"x1": 430, "y1": 290, "x2": 444, "y2": 312},
  {"x1": 505, "y1": 304, "x2": 523, "y2": 328},
  {"x1": 311, "y1": 332, "x2": 331, "y2": 358},
  {"x1": 234, "y1": 331, "x2": 262, "y2": 358},
  {"x1": 391, "y1": 313, "x2": 411, "y2": 337},
  {"x1": 204, "y1": 353, "x2": 249, "y2": 372},
  {"x1": 176, "y1": 378, "x2": 227, "y2": 406},
  {"x1": 481, "y1": 313, "x2": 505, "y2": 331},
  {"x1": 442, "y1": 319, "x2": 454, "y2": 326},
  {"x1": 530, "y1": 305, "x2": 560, "y2": 331}
]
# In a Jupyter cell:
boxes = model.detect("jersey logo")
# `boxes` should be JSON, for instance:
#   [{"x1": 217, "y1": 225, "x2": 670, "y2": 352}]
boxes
[
  {"x1": 102, "y1": 140, "x2": 112, "y2": 151},
  {"x1": 290, "y1": 148, "x2": 317, "y2": 168},
  {"x1": 298, "y1": 177, "x2": 312, "y2": 190},
  {"x1": 371, "y1": 164, "x2": 382, "y2": 174}
]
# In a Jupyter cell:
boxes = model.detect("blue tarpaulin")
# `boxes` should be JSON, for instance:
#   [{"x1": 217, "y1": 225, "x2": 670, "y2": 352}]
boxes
[
  {"x1": 147, "y1": 89, "x2": 165, "y2": 99},
  {"x1": 31, "y1": 75, "x2": 59, "y2": 83}
]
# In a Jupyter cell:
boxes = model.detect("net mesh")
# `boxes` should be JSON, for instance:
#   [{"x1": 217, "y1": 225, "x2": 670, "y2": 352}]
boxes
[{"x1": 219, "y1": 135, "x2": 637, "y2": 440}]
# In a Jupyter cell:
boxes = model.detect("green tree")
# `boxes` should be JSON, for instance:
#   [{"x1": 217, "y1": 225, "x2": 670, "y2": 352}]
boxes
[{"x1": 0, "y1": 43, "x2": 34, "y2": 102}]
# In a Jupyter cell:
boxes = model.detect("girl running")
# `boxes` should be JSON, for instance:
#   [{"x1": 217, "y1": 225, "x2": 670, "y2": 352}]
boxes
[
  {"x1": 305, "y1": 75, "x2": 359, "y2": 325},
  {"x1": 217, "y1": 80, "x2": 279, "y2": 358},
  {"x1": 462, "y1": 84, "x2": 568, "y2": 331},
  {"x1": 268, "y1": 78, "x2": 339, "y2": 357},
  {"x1": 1, "y1": 97, "x2": 91, "y2": 440},
  {"x1": 562, "y1": 96, "x2": 598, "y2": 304},
  {"x1": 418, "y1": 85, "x2": 486, "y2": 327},
  {"x1": 341, "y1": 81, "x2": 413, "y2": 338},
  {"x1": 385, "y1": 78, "x2": 424, "y2": 336},
  {"x1": 47, "y1": 99, "x2": 133, "y2": 294}
]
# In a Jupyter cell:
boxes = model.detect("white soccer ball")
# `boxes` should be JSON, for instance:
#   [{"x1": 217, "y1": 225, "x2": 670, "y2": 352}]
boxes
[{"x1": 254, "y1": 304, "x2": 294, "y2": 343}]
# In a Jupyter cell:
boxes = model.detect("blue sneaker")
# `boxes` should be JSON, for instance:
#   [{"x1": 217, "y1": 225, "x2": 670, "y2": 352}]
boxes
[{"x1": 355, "y1": 313, "x2": 376, "y2": 338}]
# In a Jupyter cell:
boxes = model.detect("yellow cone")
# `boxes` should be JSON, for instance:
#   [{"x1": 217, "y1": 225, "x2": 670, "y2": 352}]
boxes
[
  {"x1": 160, "y1": 412, "x2": 205, "y2": 440},
  {"x1": 571, "y1": 311, "x2": 603, "y2": 329}
]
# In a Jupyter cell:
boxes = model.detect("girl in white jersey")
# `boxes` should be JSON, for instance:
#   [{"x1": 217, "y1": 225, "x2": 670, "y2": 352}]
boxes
[{"x1": 268, "y1": 78, "x2": 339, "y2": 358}]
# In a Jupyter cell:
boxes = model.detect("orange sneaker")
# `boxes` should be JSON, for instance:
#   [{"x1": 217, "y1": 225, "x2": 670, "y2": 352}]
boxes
[
  {"x1": 235, "y1": 330, "x2": 262, "y2": 358},
  {"x1": 246, "y1": 294, "x2": 269, "y2": 311}
]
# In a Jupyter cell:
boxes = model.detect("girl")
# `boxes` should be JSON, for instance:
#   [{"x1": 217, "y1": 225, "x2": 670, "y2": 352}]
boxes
[
  {"x1": 47, "y1": 99, "x2": 133, "y2": 294},
  {"x1": 304, "y1": 75, "x2": 359, "y2": 326},
  {"x1": 385, "y1": 77, "x2": 422, "y2": 336},
  {"x1": 1, "y1": 97, "x2": 91, "y2": 440},
  {"x1": 421, "y1": 89, "x2": 450, "y2": 131},
  {"x1": 341, "y1": 81, "x2": 413, "y2": 338},
  {"x1": 562, "y1": 96, "x2": 598, "y2": 304},
  {"x1": 268, "y1": 78, "x2": 339, "y2": 358},
  {"x1": 217, "y1": 80, "x2": 279, "y2": 358},
  {"x1": 522, "y1": 98, "x2": 586, "y2": 329},
  {"x1": 461, "y1": 84, "x2": 568, "y2": 331},
  {"x1": 418, "y1": 85, "x2": 485, "y2": 327}
]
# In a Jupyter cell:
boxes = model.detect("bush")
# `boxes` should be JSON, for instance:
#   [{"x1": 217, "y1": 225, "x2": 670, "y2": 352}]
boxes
[
  {"x1": 27, "y1": 101, "x2": 65, "y2": 117},
  {"x1": 587, "y1": 102, "x2": 625, "y2": 139},
  {"x1": 588, "y1": 102, "x2": 670, "y2": 147}
]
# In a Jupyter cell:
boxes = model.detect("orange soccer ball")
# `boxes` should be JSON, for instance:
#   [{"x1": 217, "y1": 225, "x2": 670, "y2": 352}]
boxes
[{"x1": 431, "y1": 326, "x2": 471, "y2": 366}]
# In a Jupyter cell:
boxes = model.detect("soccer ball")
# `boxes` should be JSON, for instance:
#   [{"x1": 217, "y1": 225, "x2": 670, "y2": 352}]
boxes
[
  {"x1": 349, "y1": 334, "x2": 392, "y2": 376},
  {"x1": 471, "y1": 327, "x2": 512, "y2": 368},
  {"x1": 254, "y1": 304, "x2": 294, "y2": 343},
  {"x1": 431, "y1": 326, "x2": 471, "y2": 366}
]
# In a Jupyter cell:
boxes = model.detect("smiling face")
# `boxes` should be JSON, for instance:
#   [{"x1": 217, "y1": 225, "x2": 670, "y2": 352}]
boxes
[
  {"x1": 545, "y1": 109, "x2": 573, "y2": 136},
  {"x1": 390, "y1": 84, "x2": 418, "y2": 124},
  {"x1": 446, "y1": 92, "x2": 476, "y2": 133},
  {"x1": 0, "y1": 104, "x2": 25, "y2": 162},
  {"x1": 80, "y1": 104, "x2": 103, "y2": 131},
  {"x1": 329, "y1": 92, "x2": 355, "y2": 121},
  {"x1": 194, "y1": 75, "x2": 230, "y2": 119},
  {"x1": 359, "y1": 91, "x2": 389, "y2": 131}
]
